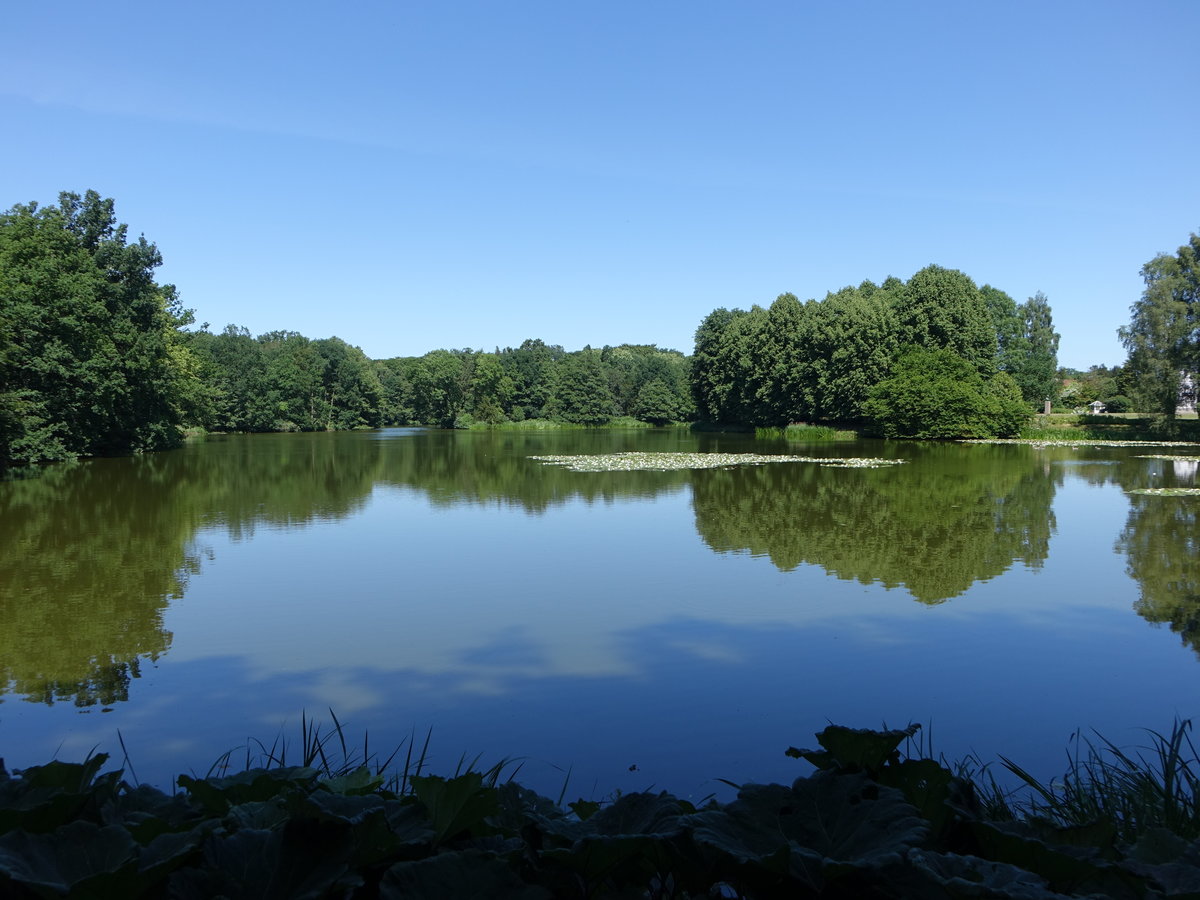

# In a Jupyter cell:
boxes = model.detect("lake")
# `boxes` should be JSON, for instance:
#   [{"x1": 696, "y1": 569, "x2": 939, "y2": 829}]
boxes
[{"x1": 1, "y1": 427, "x2": 1197, "y2": 801}]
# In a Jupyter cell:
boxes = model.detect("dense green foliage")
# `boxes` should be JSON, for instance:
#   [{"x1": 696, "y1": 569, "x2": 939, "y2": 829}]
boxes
[
  {"x1": 1120, "y1": 231, "x2": 1200, "y2": 418},
  {"x1": 0, "y1": 192, "x2": 196, "y2": 468},
  {"x1": 0, "y1": 191, "x2": 698, "y2": 471},
  {"x1": 864, "y1": 349, "x2": 1029, "y2": 439},
  {"x1": 2, "y1": 722, "x2": 1197, "y2": 898},
  {"x1": 183, "y1": 327, "x2": 385, "y2": 433},
  {"x1": 373, "y1": 340, "x2": 693, "y2": 430},
  {"x1": 690, "y1": 266, "x2": 1051, "y2": 437},
  {"x1": 179, "y1": 337, "x2": 694, "y2": 433},
  {"x1": 1059, "y1": 364, "x2": 1137, "y2": 410}
]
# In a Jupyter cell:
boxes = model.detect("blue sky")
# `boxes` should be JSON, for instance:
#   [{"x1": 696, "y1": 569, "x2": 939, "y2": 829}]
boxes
[{"x1": 5, "y1": 1, "x2": 1197, "y2": 369}]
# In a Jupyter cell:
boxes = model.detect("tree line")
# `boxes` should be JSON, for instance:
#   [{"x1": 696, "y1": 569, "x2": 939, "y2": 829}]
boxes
[
  {"x1": 0, "y1": 190, "x2": 696, "y2": 468},
  {"x1": 5, "y1": 189, "x2": 1193, "y2": 470},
  {"x1": 690, "y1": 264, "x2": 1060, "y2": 437},
  {"x1": 182, "y1": 330, "x2": 693, "y2": 434}
]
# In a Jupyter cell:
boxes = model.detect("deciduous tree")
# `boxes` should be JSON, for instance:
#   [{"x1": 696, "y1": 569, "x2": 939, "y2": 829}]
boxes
[
  {"x1": 0, "y1": 191, "x2": 195, "y2": 468},
  {"x1": 1120, "y1": 232, "x2": 1200, "y2": 417}
]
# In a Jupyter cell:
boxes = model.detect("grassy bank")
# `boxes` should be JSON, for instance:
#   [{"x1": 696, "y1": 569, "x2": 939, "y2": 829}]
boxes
[
  {"x1": 1021, "y1": 413, "x2": 1200, "y2": 443},
  {"x1": 3, "y1": 720, "x2": 1197, "y2": 898}
]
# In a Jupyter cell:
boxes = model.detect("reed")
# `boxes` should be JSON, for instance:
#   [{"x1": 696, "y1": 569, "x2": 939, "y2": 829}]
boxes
[
  {"x1": 969, "y1": 720, "x2": 1200, "y2": 843},
  {"x1": 755, "y1": 423, "x2": 857, "y2": 441}
]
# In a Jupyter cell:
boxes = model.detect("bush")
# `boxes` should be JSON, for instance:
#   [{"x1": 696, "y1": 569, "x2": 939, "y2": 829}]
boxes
[
  {"x1": 1103, "y1": 394, "x2": 1133, "y2": 413},
  {"x1": 863, "y1": 348, "x2": 1031, "y2": 439}
]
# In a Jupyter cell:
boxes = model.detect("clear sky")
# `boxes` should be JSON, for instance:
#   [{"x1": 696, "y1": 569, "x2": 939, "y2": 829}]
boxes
[{"x1": 5, "y1": 0, "x2": 1197, "y2": 369}]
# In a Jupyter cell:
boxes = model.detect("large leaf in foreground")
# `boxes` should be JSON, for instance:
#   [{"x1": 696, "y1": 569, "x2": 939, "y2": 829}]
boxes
[
  {"x1": 171, "y1": 819, "x2": 360, "y2": 900},
  {"x1": 907, "y1": 849, "x2": 1076, "y2": 899},
  {"x1": 690, "y1": 772, "x2": 927, "y2": 893},
  {"x1": 177, "y1": 766, "x2": 318, "y2": 814},
  {"x1": 381, "y1": 850, "x2": 551, "y2": 899},
  {"x1": 789, "y1": 723, "x2": 920, "y2": 774},
  {"x1": 0, "y1": 820, "x2": 136, "y2": 894},
  {"x1": 410, "y1": 773, "x2": 499, "y2": 844}
]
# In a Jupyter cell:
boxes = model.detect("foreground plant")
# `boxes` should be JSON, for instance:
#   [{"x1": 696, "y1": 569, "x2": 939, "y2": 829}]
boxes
[{"x1": 3, "y1": 721, "x2": 1199, "y2": 898}]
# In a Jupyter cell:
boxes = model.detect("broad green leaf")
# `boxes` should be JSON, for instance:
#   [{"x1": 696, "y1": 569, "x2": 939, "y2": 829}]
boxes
[
  {"x1": 487, "y1": 781, "x2": 572, "y2": 844},
  {"x1": 108, "y1": 784, "x2": 202, "y2": 843},
  {"x1": 382, "y1": 799, "x2": 436, "y2": 847},
  {"x1": 175, "y1": 819, "x2": 360, "y2": 900},
  {"x1": 1128, "y1": 827, "x2": 1194, "y2": 865},
  {"x1": 0, "y1": 820, "x2": 135, "y2": 893},
  {"x1": 795, "y1": 724, "x2": 921, "y2": 775},
  {"x1": 971, "y1": 821, "x2": 1143, "y2": 898},
  {"x1": 16, "y1": 756, "x2": 110, "y2": 793},
  {"x1": 178, "y1": 766, "x2": 318, "y2": 813},
  {"x1": 227, "y1": 799, "x2": 290, "y2": 831},
  {"x1": 319, "y1": 766, "x2": 383, "y2": 797},
  {"x1": 583, "y1": 791, "x2": 686, "y2": 839},
  {"x1": 380, "y1": 850, "x2": 551, "y2": 899},
  {"x1": 0, "y1": 756, "x2": 117, "y2": 834},
  {"x1": 568, "y1": 799, "x2": 601, "y2": 821},
  {"x1": 877, "y1": 757, "x2": 961, "y2": 840},
  {"x1": 908, "y1": 849, "x2": 1072, "y2": 899},
  {"x1": 296, "y1": 790, "x2": 387, "y2": 826},
  {"x1": 748, "y1": 772, "x2": 926, "y2": 867},
  {"x1": 411, "y1": 773, "x2": 499, "y2": 844}
]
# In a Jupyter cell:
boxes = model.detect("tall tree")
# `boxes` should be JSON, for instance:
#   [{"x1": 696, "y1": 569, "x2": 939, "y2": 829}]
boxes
[
  {"x1": 1120, "y1": 232, "x2": 1200, "y2": 417},
  {"x1": 981, "y1": 285, "x2": 1027, "y2": 376},
  {"x1": 895, "y1": 265, "x2": 996, "y2": 371},
  {"x1": 1014, "y1": 291, "x2": 1060, "y2": 405},
  {"x1": 552, "y1": 349, "x2": 616, "y2": 425},
  {"x1": 810, "y1": 284, "x2": 897, "y2": 421},
  {"x1": 0, "y1": 191, "x2": 195, "y2": 468},
  {"x1": 689, "y1": 308, "x2": 741, "y2": 422}
]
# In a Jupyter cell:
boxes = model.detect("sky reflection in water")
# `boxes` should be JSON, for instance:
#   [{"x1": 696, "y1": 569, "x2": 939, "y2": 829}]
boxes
[{"x1": 1, "y1": 428, "x2": 1197, "y2": 800}]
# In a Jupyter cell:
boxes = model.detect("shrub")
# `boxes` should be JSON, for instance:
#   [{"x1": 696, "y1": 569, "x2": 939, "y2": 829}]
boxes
[
  {"x1": 1104, "y1": 394, "x2": 1133, "y2": 413},
  {"x1": 863, "y1": 348, "x2": 1031, "y2": 439}
]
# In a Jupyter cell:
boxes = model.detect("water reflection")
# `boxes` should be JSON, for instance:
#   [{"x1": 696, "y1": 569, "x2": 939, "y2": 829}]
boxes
[
  {"x1": 373, "y1": 428, "x2": 695, "y2": 511},
  {"x1": 691, "y1": 442, "x2": 1060, "y2": 603},
  {"x1": 0, "y1": 458, "x2": 187, "y2": 706},
  {"x1": 1114, "y1": 453, "x2": 1200, "y2": 656},
  {"x1": 4, "y1": 430, "x2": 1199, "y2": 711}
]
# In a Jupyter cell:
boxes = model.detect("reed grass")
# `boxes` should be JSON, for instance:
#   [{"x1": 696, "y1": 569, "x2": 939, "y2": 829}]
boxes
[
  {"x1": 202, "y1": 710, "x2": 527, "y2": 796},
  {"x1": 1020, "y1": 415, "x2": 1200, "y2": 443},
  {"x1": 196, "y1": 711, "x2": 1200, "y2": 844},
  {"x1": 937, "y1": 721, "x2": 1200, "y2": 845},
  {"x1": 755, "y1": 424, "x2": 857, "y2": 441}
]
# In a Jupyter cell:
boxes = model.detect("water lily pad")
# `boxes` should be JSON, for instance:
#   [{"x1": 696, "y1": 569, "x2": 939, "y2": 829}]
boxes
[
  {"x1": 963, "y1": 439, "x2": 1200, "y2": 449},
  {"x1": 1127, "y1": 488, "x2": 1200, "y2": 496},
  {"x1": 529, "y1": 452, "x2": 902, "y2": 472}
]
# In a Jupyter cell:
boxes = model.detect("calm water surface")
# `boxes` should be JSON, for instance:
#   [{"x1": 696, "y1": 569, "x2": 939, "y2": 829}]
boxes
[{"x1": 2, "y1": 428, "x2": 1197, "y2": 799}]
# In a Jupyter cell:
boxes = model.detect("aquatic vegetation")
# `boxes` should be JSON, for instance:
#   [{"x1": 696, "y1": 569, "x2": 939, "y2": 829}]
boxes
[
  {"x1": 529, "y1": 451, "x2": 903, "y2": 472},
  {"x1": 989, "y1": 719, "x2": 1200, "y2": 844},
  {"x1": 754, "y1": 424, "x2": 857, "y2": 441},
  {"x1": 964, "y1": 438, "x2": 1200, "y2": 449},
  {"x1": 4, "y1": 720, "x2": 1198, "y2": 898},
  {"x1": 1127, "y1": 488, "x2": 1200, "y2": 496},
  {"x1": 1134, "y1": 454, "x2": 1200, "y2": 462}
]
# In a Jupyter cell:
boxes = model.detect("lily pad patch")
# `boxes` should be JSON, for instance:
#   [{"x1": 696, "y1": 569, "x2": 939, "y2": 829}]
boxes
[{"x1": 528, "y1": 452, "x2": 903, "y2": 472}]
